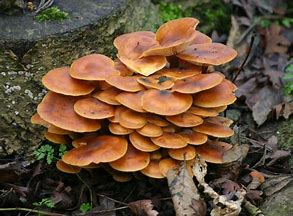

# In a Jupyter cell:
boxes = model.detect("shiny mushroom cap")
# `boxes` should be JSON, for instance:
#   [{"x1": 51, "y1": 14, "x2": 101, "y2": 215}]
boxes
[
  {"x1": 159, "y1": 158, "x2": 179, "y2": 177},
  {"x1": 114, "y1": 59, "x2": 134, "y2": 76},
  {"x1": 142, "y1": 18, "x2": 199, "y2": 56},
  {"x1": 188, "y1": 106, "x2": 219, "y2": 117},
  {"x1": 110, "y1": 144, "x2": 150, "y2": 172},
  {"x1": 31, "y1": 113, "x2": 50, "y2": 128},
  {"x1": 37, "y1": 92, "x2": 101, "y2": 132},
  {"x1": 74, "y1": 97, "x2": 115, "y2": 119},
  {"x1": 166, "y1": 112, "x2": 203, "y2": 127},
  {"x1": 105, "y1": 75, "x2": 144, "y2": 92},
  {"x1": 129, "y1": 132, "x2": 160, "y2": 152},
  {"x1": 136, "y1": 123, "x2": 163, "y2": 137},
  {"x1": 141, "y1": 160, "x2": 165, "y2": 179},
  {"x1": 249, "y1": 171, "x2": 265, "y2": 183},
  {"x1": 193, "y1": 80, "x2": 237, "y2": 108},
  {"x1": 115, "y1": 91, "x2": 145, "y2": 113},
  {"x1": 70, "y1": 54, "x2": 120, "y2": 80},
  {"x1": 142, "y1": 90, "x2": 193, "y2": 116},
  {"x1": 137, "y1": 74, "x2": 175, "y2": 90},
  {"x1": 168, "y1": 145, "x2": 196, "y2": 160},
  {"x1": 56, "y1": 160, "x2": 81, "y2": 174},
  {"x1": 146, "y1": 114, "x2": 170, "y2": 127},
  {"x1": 190, "y1": 31, "x2": 212, "y2": 45},
  {"x1": 172, "y1": 72, "x2": 224, "y2": 94},
  {"x1": 114, "y1": 31, "x2": 167, "y2": 76},
  {"x1": 151, "y1": 132, "x2": 187, "y2": 149},
  {"x1": 109, "y1": 123, "x2": 134, "y2": 135},
  {"x1": 195, "y1": 140, "x2": 232, "y2": 164},
  {"x1": 118, "y1": 109, "x2": 147, "y2": 129},
  {"x1": 62, "y1": 135, "x2": 128, "y2": 166},
  {"x1": 93, "y1": 87, "x2": 121, "y2": 105},
  {"x1": 44, "y1": 131, "x2": 68, "y2": 144},
  {"x1": 179, "y1": 129, "x2": 207, "y2": 145},
  {"x1": 42, "y1": 67, "x2": 95, "y2": 96},
  {"x1": 177, "y1": 43, "x2": 237, "y2": 66},
  {"x1": 193, "y1": 121, "x2": 234, "y2": 138},
  {"x1": 158, "y1": 65, "x2": 201, "y2": 80}
]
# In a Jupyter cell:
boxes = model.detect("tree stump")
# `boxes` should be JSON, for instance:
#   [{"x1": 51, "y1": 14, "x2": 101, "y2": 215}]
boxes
[{"x1": 0, "y1": 0, "x2": 159, "y2": 161}]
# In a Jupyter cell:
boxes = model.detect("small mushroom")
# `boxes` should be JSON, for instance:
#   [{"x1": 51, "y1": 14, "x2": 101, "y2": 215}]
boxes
[
  {"x1": 166, "y1": 112, "x2": 203, "y2": 127},
  {"x1": 159, "y1": 158, "x2": 179, "y2": 177},
  {"x1": 109, "y1": 123, "x2": 134, "y2": 135},
  {"x1": 136, "y1": 123, "x2": 163, "y2": 137},
  {"x1": 105, "y1": 75, "x2": 144, "y2": 92},
  {"x1": 115, "y1": 91, "x2": 146, "y2": 113},
  {"x1": 190, "y1": 31, "x2": 212, "y2": 45},
  {"x1": 179, "y1": 129, "x2": 207, "y2": 145},
  {"x1": 118, "y1": 109, "x2": 147, "y2": 129},
  {"x1": 193, "y1": 121, "x2": 234, "y2": 138},
  {"x1": 141, "y1": 160, "x2": 165, "y2": 179},
  {"x1": 44, "y1": 131, "x2": 68, "y2": 144},
  {"x1": 56, "y1": 160, "x2": 81, "y2": 174},
  {"x1": 146, "y1": 114, "x2": 170, "y2": 127},
  {"x1": 137, "y1": 75, "x2": 175, "y2": 90},
  {"x1": 168, "y1": 145, "x2": 196, "y2": 160},
  {"x1": 158, "y1": 65, "x2": 201, "y2": 80},
  {"x1": 93, "y1": 87, "x2": 122, "y2": 105},
  {"x1": 188, "y1": 106, "x2": 220, "y2": 117},
  {"x1": 151, "y1": 132, "x2": 187, "y2": 149},
  {"x1": 129, "y1": 132, "x2": 160, "y2": 152}
]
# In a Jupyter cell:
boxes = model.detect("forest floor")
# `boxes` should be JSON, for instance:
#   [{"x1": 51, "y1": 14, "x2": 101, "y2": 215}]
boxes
[{"x1": 0, "y1": 0, "x2": 292, "y2": 215}]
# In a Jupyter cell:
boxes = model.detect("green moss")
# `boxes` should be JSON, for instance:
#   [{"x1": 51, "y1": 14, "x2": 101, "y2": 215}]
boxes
[
  {"x1": 156, "y1": 0, "x2": 232, "y2": 34},
  {"x1": 277, "y1": 118, "x2": 293, "y2": 150},
  {"x1": 36, "y1": 6, "x2": 69, "y2": 22}
]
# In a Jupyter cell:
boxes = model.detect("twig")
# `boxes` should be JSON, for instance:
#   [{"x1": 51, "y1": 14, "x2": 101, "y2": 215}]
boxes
[
  {"x1": 96, "y1": 194, "x2": 128, "y2": 206},
  {"x1": 232, "y1": 35, "x2": 255, "y2": 82},
  {"x1": 0, "y1": 207, "x2": 65, "y2": 216},
  {"x1": 76, "y1": 174, "x2": 93, "y2": 208}
]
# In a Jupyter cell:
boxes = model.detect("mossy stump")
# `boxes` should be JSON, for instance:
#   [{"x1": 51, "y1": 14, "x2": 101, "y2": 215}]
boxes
[{"x1": 0, "y1": 0, "x2": 159, "y2": 161}]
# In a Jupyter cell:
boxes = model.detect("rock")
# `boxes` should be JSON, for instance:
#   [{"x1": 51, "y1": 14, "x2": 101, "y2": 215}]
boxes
[
  {"x1": 0, "y1": 0, "x2": 160, "y2": 160},
  {"x1": 260, "y1": 183, "x2": 293, "y2": 216}
]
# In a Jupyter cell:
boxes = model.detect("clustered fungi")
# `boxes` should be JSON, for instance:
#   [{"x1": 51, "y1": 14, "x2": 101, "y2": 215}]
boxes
[{"x1": 31, "y1": 18, "x2": 238, "y2": 182}]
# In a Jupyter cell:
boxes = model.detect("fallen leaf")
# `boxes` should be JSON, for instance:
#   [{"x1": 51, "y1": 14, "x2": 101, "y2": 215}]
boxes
[
  {"x1": 261, "y1": 175, "x2": 292, "y2": 196},
  {"x1": 128, "y1": 199, "x2": 159, "y2": 216},
  {"x1": 166, "y1": 162, "x2": 206, "y2": 216}
]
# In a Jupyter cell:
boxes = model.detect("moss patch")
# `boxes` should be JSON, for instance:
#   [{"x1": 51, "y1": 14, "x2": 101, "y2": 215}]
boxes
[
  {"x1": 36, "y1": 6, "x2": 69, "y2": 22},
  {"x1": 277, "y1": 117, "x2": 293, "y2": 150}
]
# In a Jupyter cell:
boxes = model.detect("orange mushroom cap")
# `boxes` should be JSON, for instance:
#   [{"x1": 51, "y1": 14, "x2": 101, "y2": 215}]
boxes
[
  {"x1": 129, "y1": 132, "x2": 160, "y2": 152},
  {"x1": 108, "y1": 106, "x2": 127, "y2": 123},
  {"x1": 56, "y1": 160, "x2": 81, "y2": 174},
  {"x1": 151, "y1": 132, "x2": 187, "y2": 149},
  {"x1": 179, "y1": 129, "x2": 208, "y2": 145},
  {"x1": 141, "y1": 160, "x2": 165, "y2": 179},
  {"x1": 118, "y1": 109, "x2": 147, "y2": 129},
  {"x1": 142, "y1": 18, "x2": 199, "y2": 57},
  {"x1": 105, "y1": 75, "x2": 144, "y2": 92},
  {"x1": 37, "y1": 92, "x2": 101, "y2": 132},
  {"x1": 114, "y1": 31, "x2": 167, "y2": 76},
  {"x1": 93, "y1": 87, "x2": 122, "y2": 105},
  {"x1": 31, "y1": 113, "x2": 50, "y2": 128},
  {"x1": 44, "y1": 131, "x2": 68, "y2": 144},
  {"x1": 177, "y1": 43, "x2": 237, "y2": 66},
  {"x1": 109, "y1": 123, "x2": 134, "y2": 135},
  {"x1": 110, "y1": 144, "x2": 150, "y2": 172},
  {"x1": 172, "y1": 72, "x2": 224, "y2": 94},
  {"x1": 62, "y1": 135, "x2": 128, "y2": 166},
  {"x1": 249, "y1": 170, "x2": 265, "y2": 183},
  {"x1": 168, "y1": 145, "x2": 196, "y2": 160},
  {"x1": 205, "y1": 116, "x2": 234, "y2": 127},
  {"x1": 42, "y1": 67, "x2": 95, "y2": 96},
  {"x1": 193, "y1": 121, "x2": 234, "y2": 138},
  {"x1": 137, "y1": 74, "x2": 175, "y2": 90},
  {"x1": 74, "y1": 97, "x2": 115, "y2": 119},
  {"x1": 166, "y1": 112, "x2": 203, "y2": 127},
  {"x1": 146, "y1": 113, "x2": 170, "y2": 127},
  {"x1": 188, "y1": 106, "x2": 219, "y2": 117},
  {"x1": 115, "y1": 91, "x2": 146, "y2": 113},
  {"x1": 136, "y1": 123, "x2": 163, "y2": 137},
  {"x1": 162, "y1": 125, "x2": 178, "y2": 133},
  {"x1": 190, "y1": 31, "x2": 212, "y2": 45},
  {"x1": 103, "y1": 165, "x2": 133, "y2": 182},
  {"x1": 70, "y1": 54, "x2": 120, "y2": 81},
  {"x1": 158, "y1": 65, "x2": 201, "y2": 80},
  {"x1": 159, "y1": 158, "x2": 179, "y2": 177},
  {"x1": 142, "y1": 90, "x2": 193, "y2": 116},
  {"x1": 193, "y1": 80, "x2": 237, "y2": 108},
  {"x1": 114, "y1": 59, "x2": 134, "y2": 77},
  {"x1": 195, "y1": 140, "x2": 233, "y2": 164},
  {"x1": 47, "y1": 125, "x2": 72, "y2": 135},
  {"x1": 98, "y1": 81, "x2": 112, "y2": 90}
]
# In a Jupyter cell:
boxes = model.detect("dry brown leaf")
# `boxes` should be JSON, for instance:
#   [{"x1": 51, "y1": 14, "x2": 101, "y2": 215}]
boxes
[
  {"x1": 265, "y1": 24, "x2": 290, "y2": 55},
  {"x1": 166, "y1": 163, "x2": 206, "y2": 216},
  {"x1": 128, "y1": 199, "x2": 159, "y2": 216},
  {"x1": 261, "y1": 175, "x2": 292, "y2": 196}
]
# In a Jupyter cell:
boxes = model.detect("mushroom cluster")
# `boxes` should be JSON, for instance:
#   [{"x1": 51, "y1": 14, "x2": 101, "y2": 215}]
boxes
[{"x1": 32, "y1": 18, "x2": 238, "y2": 181}]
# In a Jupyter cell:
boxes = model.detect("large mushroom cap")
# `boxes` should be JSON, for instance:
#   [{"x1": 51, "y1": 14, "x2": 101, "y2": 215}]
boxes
[
  {"x1": 105, "y1": 75, "x2": 144, "y2": 92},
  {"x1": 37, "y1": 92, "x2": 101, "y2": 132},
  {"x1": 142, "y1": 18, "x2": 199, "y2": 56},
  {"x1": 142, "y1": 90, "x2": 193, "y2": 116},
  {"x1": 166, "y1": 112, "x2": 203, "y2": 127},
  {"x1": 109, "y1": 123, "x2": 134, "y2": 135},
  {"x1": 62, "y1": 135, "x2": 128, "y2": 166},
  {"x1": 141, "y1": 160, "x2": 165, "y2": 179},
  {"x1": 114, "y1": 31, "x2": 167, "y2": 76},
  {"x1": 190, "y1": 31, "x2": 212, "y2": 45},
  {"x1": 93, "y1": 87, "x2": 121, "y2": 105},
  {"x1": 136, "y1": 123, "x2": 163, "y2": 137},
  {"x1": 193, "y1": 80, "x2": 237, "y2": 108},
  {"x1": 56, "y1": 160, "x2": 81, "y2": 174},
  {"x1": 74, "y1": 97, "x2": 115, "y2": 119},
  {"x1": 70, "y1": 54, "x2": 120, "y2": 81},
  {"x1": 137, "y1": 75, "x2": 175, "y2": 90},
  {"x1": 179, "y1": 129, "x2": 207, "y2": 145},
  {"x1": 168, "y1": 145, "x2": 196, "y2": 160},
  {"x1": 177, "y1": 43, "x2": 237, "y2": 65},
  {"x1": 119, "y1": 109, "x2": 147, "y2": 129},
  {"x1": 129, "y1": 132, "x2": 160, "y2": 152},
  {"x1": 110, "y1": 144, "x2": 150, "y2": 172},
  {"x1": 115, "y1": 91, "x2": 145, "y2": 113},
  {"x1": 42, "y1": 67, "x2": 95, "y2": 96},
  {"x1": 151, "y1": 132, "x2": 187, "y2": 149},
  {"x1": 193, "y1": 121, "x2": 234, "y2": 138},
  {"x1": 195, "y1": 140, "x2": 233, "y2": 163},
  {"x1": 172, "y1": 72, "x2": 224, "y2": 94}
]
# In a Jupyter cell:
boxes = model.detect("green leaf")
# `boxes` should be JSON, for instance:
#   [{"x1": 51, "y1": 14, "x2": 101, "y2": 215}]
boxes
[{"x1": 80, "y1": 202, "x2": 92, "y2": 213}]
